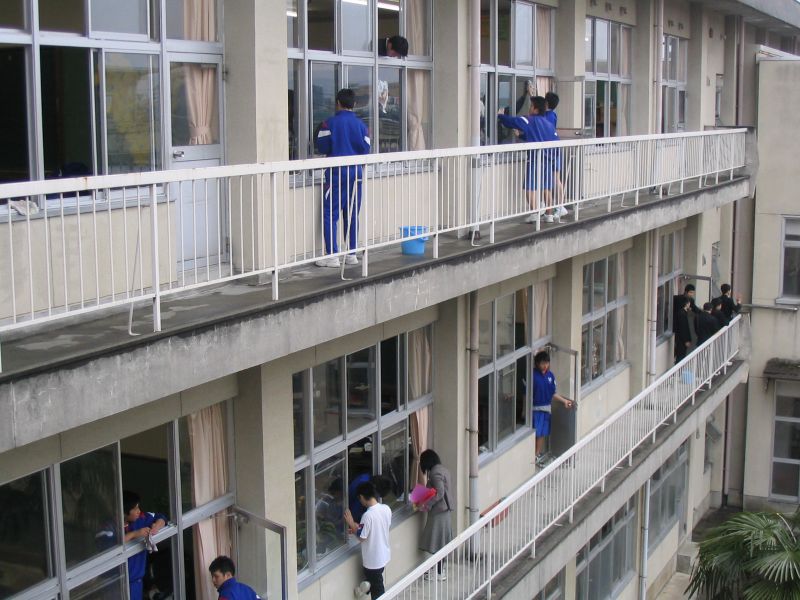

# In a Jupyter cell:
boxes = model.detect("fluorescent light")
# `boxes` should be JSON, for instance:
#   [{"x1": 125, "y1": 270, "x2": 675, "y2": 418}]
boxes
[
  {"x1": 378, "y1": 1, "x2": 401, "y2": 10},
  {"x1": 286, "y1": 10, "x2": 298, "y2": 17}
]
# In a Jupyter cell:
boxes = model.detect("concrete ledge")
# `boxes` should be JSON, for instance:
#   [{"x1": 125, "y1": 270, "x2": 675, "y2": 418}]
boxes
[{"x1": 0, "y1": 179, "x2": 749, "y2": 452}]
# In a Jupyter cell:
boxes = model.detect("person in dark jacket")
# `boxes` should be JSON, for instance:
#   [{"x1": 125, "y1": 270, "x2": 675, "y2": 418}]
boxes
[
  {"x1": 719, "y1": 283, "x2": 742, "y2": 321},
  {"x1": 315, "y1": 88, "x2": 371, "y2": 268},
  {"x1": 123, "y1": 491, "x2": 167, "y2": 600},
  {"x1": 696, "y1": 302, "x2": 722, "y2": 346},
  {"x1": 711, "y1": 297, "x2": 729, "y2": 327},
  {"x1": 378, "y1": 35, "x2": 408, "y2": 57},
  {"x1": 674, "y1": 295, "x2": 693, "y2": 363},
  {"x1": 209, "y1": 556, "x2": 261, "y2": 600}
]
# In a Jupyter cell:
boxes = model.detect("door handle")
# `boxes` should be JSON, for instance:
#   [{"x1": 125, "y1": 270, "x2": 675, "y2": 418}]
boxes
[{"x1": 172, "y1": 150, "x2": 185, "y2": 158}]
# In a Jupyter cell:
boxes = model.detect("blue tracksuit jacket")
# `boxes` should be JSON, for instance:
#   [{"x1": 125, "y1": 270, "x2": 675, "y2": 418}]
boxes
[
  {"x1": 497, "y1": 113, "x2": 558, "y2": 190},
  {"x1": 217, "y1": 577, "x2": 261, "y2": 600},
  {"x1": 125, "y1": 511, "x2": 167, "y2": 600}
]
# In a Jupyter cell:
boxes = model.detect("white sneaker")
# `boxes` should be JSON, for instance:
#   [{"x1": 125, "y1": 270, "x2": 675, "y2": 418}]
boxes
[
  {"x1": 525, "y1": 213, "x2": 538, "y2": 224},
  {"x1": 542, "y1": 213, "x2": 554, "y2": 223},
  {"x1": 438, "y1": 570, "x2": 448, "y2": 581},
  {"x1": 354, "y1": 581, "x2": 371, "y2": 597},
  {"x1": 315, "y1": 256, "x2": 340, "y2": 268},
  {"x1": 344, "y1": 254, "x2": 359, "y2": 265},
  {"x1": 556, "y1": 205, "x2": 569, "y2": 217}
]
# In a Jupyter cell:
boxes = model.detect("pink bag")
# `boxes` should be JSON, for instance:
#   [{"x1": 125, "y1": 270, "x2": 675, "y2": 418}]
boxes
[{"x1": 410, "y1": 484, "x2": 436, "y2": 507}]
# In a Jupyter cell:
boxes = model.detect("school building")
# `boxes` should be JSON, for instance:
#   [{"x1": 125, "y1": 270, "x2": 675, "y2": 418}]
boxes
[{"x1": 0, "y1": 0, "x2": 799, "y2": 598}]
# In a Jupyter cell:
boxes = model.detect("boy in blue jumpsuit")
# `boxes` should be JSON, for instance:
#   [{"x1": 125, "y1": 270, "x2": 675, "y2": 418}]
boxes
[
  {"x1": 123, "y1": 490, "x2": 167, "y2": 600},
  {"x1": 532, "y1": 351, "x2": 573, "y2": 466},
  {"x1": 315, "y1": 88, "x2": 371, "y2": 268},
  {"x1": 497, "y1": 96, "x2": 559, "y2": 224},
  {"x1": 209, "y1": 555, "x2": 261, "y2": 600},
  {"x1": 544, "y1": 92, "x2": 568, "y2": 219}
]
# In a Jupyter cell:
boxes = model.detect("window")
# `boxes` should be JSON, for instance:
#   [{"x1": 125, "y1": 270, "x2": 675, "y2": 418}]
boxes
[
  {"x1": 533, "y1": 568, "x2": 565, "y2": 600},
  {"x1": 575, "y1": 497, "x2": 638, "y2": 600},
  {"x1": 656, "y1": 230, "x2": 684, "y2": 338},
  {"x1": 293, "y1": 325, "x2": 434, "y2": 576},
  {"x1": 661, "y1": 35, "x2": 688, "y2": 133},
  {"x1": 581, "y1": 252, "x2": 628, "y2": 386},
  {"x1": 584, "y1": 17, "x2": 632, "y2": 137},
  {"x1": 771, "y1": 382, "x2": 800, "y2": 500},
  {"x1": 782, "y1": 219, "x2": 800, "y2": 298},
  {"x1": 480, "y1": 1, "x2": 556, "y2": 145},
  {"x1": 288, "y1": 0, "x2": 432, "y2": 158},
  {"x1": 648, "y1": 441, "x2": 688, "y2": 552},
  {"x1": 478, "y1": 281, "x2": 552, "y2": 453},
  {"x1": 0, "y1": 402, "x2": 232, "y2": 599}
]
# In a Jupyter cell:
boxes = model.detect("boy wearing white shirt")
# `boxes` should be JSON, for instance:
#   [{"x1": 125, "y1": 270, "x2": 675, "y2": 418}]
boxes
[{"x1": 344, "y1": 482, "x2": 392, "y2": 598}]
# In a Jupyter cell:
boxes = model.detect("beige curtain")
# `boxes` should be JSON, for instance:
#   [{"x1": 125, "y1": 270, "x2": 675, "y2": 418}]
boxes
[
  {"x1": 532, "y1": 281, "x2": 550, "y2": 342},
  {"x1": 406, "y1": 0, "x2": 427, "y2": 56},
  {"x1": 620, "y1": 27, "x2": 631, "y2": 78},
  {"x1": 407, "y1": 70, "x2": 430, "y2": 150},
  {"x1": 535, "y1": 6, "x2": 552, "y2": 70},
  {"x1": 184, "y1": 0, "x2": 218, "y2": 145},
  {"x1": 515, "y1": 288, "x2": 529, "y2": 343},
  {"x1": 616, "y1": 253, "x2": 627, "y2": 361},
  {"x1": 408, "y1": 326, "x2": 433, "y2": 399},
  {"x1": 618, "y1": 84, "x2": 630, "y2": 136},
  {"x1": 189, "y1": 403, "x2": 232, "y2": 600},
  {"x1": 410, "y1": 407, "x2": 430, "y2": 485},
  {"x1": 536, "y1": 76, "x2": 555, "y2": 96}
]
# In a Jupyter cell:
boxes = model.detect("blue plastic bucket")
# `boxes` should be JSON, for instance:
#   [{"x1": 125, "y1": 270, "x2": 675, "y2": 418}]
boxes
[{"x1": 399, "y1": 226, "x2": 429, "y2": 256}]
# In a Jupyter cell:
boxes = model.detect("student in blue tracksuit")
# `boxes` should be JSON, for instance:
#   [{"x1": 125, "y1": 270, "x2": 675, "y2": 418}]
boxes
[
  {"x1": 209, "y1": 556, "x2": 261, "y2": 600},
  {"x1": 532, "y1": 351, "x2": 574, "y2": 467},
  {"x1": 315, "y1": 88, "x2": 371, "y2": 268},
  {"x1": 497, "y1": 96, "x2": 559, "y2": 223},
  {"x1": 123, "y1": 490, "x2": 168, "y2": 600},
  {"x1": 544, "y1": 92, "x2": 568, "y2": 218}
]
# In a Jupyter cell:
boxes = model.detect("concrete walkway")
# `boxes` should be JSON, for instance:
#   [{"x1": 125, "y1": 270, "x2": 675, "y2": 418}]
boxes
[{"x1": 656, "y1": 572, "x2": 691, "y2": 599}]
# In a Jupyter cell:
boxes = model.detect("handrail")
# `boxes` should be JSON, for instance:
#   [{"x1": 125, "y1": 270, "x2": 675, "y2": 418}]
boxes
[{"x1": 382, "y1": 315, "x2": 741, "y2": 599}]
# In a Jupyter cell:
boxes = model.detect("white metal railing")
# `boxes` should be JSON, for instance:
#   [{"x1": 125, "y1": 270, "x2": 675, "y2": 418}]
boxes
[
  {"x1": 0, "y1": 129, "x2": 746, "y2": 336},
  {"x1": 382, "y1": 315, "x2": 742, "y2": 599}
]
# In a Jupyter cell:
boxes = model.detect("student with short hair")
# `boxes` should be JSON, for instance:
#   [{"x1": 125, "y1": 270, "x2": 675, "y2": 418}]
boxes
[
  {"x1": 719, "y1": 283, "x2": 742, "y2": 320},
  {"x1": 378, "y1": 35, "x2": 409, "y2": 57},
  {"x1": 209, "y1": 556, "x2": 261, "y2": 600},
  {"x1": 711, "y1": 297, "x2": 729, "y2": 327},
  {"x1": 696, "y1": 302, "x2": 722, "y2": 346},
  {"x1": 532, "y1": 351, "x2": 574, "y2": 466},
  {"x1": 344, "y1": 482, "x2": 392, "y2": 598},
  {"x1": 544, "y1": 92, "x2": 568, "y2": 218},
  {"x1": 122, "y1": 491, "x2": 168, "y2": 600}
]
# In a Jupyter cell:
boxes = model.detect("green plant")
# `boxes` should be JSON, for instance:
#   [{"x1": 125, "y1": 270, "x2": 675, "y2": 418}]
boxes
[{"x1": 687, "y1": 510, "x2": 800, "y2": 600}]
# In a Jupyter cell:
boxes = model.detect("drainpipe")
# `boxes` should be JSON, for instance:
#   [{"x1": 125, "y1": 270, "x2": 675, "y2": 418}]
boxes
[
  {"x1": 648, "y1": 232, "x2": 660, "y2": 385},
  {"x1": 468, "y1": 292, "x2": 480, "y2": 525},
  {"x1": 469, "y1": 0, "x2": 481, "y2": 240},
  {"x1": 639, "y1": 480, "x2": 652, "y2": 599},
  {"x1": 655, "y1": 0, "x2": 664, "y2": 132}
]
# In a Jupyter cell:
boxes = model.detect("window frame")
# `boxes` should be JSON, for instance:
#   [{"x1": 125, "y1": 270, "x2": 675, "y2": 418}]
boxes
[
  {"x1": 647, "y1": 440, "x2": 689, "y2": 553},
  {"x1": 780, "y1": 217, "x2": 800, "y2": 300},
  {"x1": 770, "y1": 381, "x2": 800, "y2": 502},
  {"x1": 656, "y1": 230, "x2": 684, "y2": 341},
  {"x1": 661, "y1": 35, "x2": 688, "y2": 133}
]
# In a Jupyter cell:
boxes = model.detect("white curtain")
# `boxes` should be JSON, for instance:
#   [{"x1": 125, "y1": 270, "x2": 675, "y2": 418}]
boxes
[
  {"x1": 532, "y1": 281, "x2": 550, "y2": 342},
  {"x1": 184, "y1": 0, "x2": 218, "y2": 145},
  {"x1": 620, "y1": 27, "x2": 631, "y2": 78},
  {"x1": 406, "y1": 0, "x2": 429, "y2": 150},
  {"x1": 618, "y1": 84, "x2": 630, "y2": 136},
  {"x1": 535, "y1": 6, "x2": 552, "y2": 70},
  {"x1": 616, "y1": 253, "x2": 627, "y2": 361},
  {"x1": 410, "y1": 407, "x2": 430, "y2": 486},
  {"x1": 189, "y1": 403, "x2": 232, "y2": 600},
  {"x1": 408, "y1": 326, "x2": 432, "y2": 399}
]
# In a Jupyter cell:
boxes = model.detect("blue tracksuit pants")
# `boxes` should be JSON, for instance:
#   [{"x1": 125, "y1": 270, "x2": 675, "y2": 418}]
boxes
[{"x1": 323, "y1": 166, "x2": 362, "y2": 254}]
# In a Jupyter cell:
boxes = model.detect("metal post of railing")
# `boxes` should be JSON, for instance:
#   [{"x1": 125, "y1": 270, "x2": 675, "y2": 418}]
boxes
[
  {"x1": 362, "y1": 169, "x2": 369, "y2": 278},
  {"x1": 715, "y1": 135, "x2": 720, "y2": 185},
  {"x1": 679, "y1": 137, "x2": 686, "y2": 194},
  {"x1": 574, "y1": 146, "x2": 581, "y2": 222},
  {"x1": 433, "y1": 157, "x2": 439, "y2": 259},
  {"x1": 569, "y1": 455, "x2": 576, "y2": 523},
  {"x1": 150, "y1": 183, "x2": 162, "y2": 332},
  {"x1": 489, "y1": 154, "x2": 496, "y2": 244},
  {"x1": 271, "y1": 173, "x2": 280, "y2": 301},
  {"x1": 634, "y1": 141, "x2": 641, "y2": 206}
]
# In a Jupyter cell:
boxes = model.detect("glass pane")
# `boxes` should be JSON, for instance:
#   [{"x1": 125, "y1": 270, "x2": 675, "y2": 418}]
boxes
[
  {"x1": 478, "y1": 374, "x2": 492, "y2": 452},
  {"x1": 516, "y1": 77, "x2": 534, "y2": 116},
  {"x1": 678, "y1": 89, "x2": 686, "y2": 128},
  {"x1": 479, "y1": 302, "x2": 493, "y2": 367},
  {"x1": 609, "y1": 81, "x2": 619, "y2": 137},
  {"x1": 515, "y1": 288, "x2": 529, "y2": 349},
  {"x1": 595, "y1": 19, "x2": 608, "y2": 74},
  {"x1": 607, "y1": 254, "x2": 618, "y2": 301},
  {"x1": 295, "y1": 470, "x2": 308, "y2": 571},
  {"x1": 378, "y1": 66, "x2": 402, "y2": 152},
  {"x1": 308, "y1": 0, "x2": 335, "y2": 51},
  {"x1": 407, "y1": 69, "x2": 431, "y2": 150},
  {"x1": 582, "y1": 264, "x2": 592, "y2": 314},
  {"x1": 660, "y1": 233, "x2": 673, "y2": 275},
  {"x1": 593, "y1": 259, "x2": 607, "y2": 309},
  {"x1": 287, "y1": 0, "x2": 299, "y2": 47},
  {"x1": 497, "y1": 74, "x2": 514, "y2": 143},
  {"x1": 406, "y1": 0, "x2": 430, "y2": 56},
  {"x1": 39, "y1": 0, "x2": 84, "y2": 33},
  {"x1": 342, "y1": 0, "x2": 370, "y2": 52},
  {"x1": 536, "y1": 6, "x2": 552, "y2": 70},
  {"x1": 497, "y1": 363, "x2": 516, "y2": 442},
  {"x1": 347, "y1": 347, "x2": 377, "y2": 432},
  {"x1": 480, "y1": 72, "x2": 489, "y2": 145},
  {"x1": 380, "y1": 337, "x2": 400, "y2": 415},
  {"x1": 591, "y1": 319, "x2": 604, "y2": 379},
  {"x1": 480, "y1": 0, "x2": 491, "y2": 64},
  {"x1": 105, "y1": 53, "x2": 161, "y2": 174},
  {"x1": 70, "y1": 565, "x2": 127, "y2": 600},
  {"x1": 0, "y1": 472, "x2": 51, "y2": 594},
  {"x1": 783, "y1": 247, "x2": 800, "y2": 296},
  {"x1": 532, "y1": 281, "x2": 550, "y2": 342},
  {"x1": 170, "y1": 62, "x2": 220, "y2": 146},
  {"x1": 92, "y1": 0, "x2": 148, "y2": 35},
  {"x1": 772, "y1": 462, "x2": 799, "y2": 498},
  {"x1": 668, "y1": 37, "x2": 679, "y2": 80},
  {"x1": 596, "y1": 79, "x2": 607, "y2": 137},
  {"x1": 774, "y1": 422, "x2": 800, "y2": 460},
  {"x1": 678, "y1": 39, "x2": 688, "y2": 82},
  {"x1": 605, "y1": 310, "x2": 616, "y2": 370},
  {"x1": 347, "y1": 436, "x2": 374, "y2": 522},
  {"x1": 378, "y1": 0, "x2": 400, "y2": 49},
  {"x1": 610, "y1": 23, "x2": 620, "y2": 75},
  {"x1": 584, "y1": 18, "x2": 594, "y2": 73},
  {"x1": 381, "y1": 421, "x2": 408, "y2": 512},
  {"x1": 183, "y1": 510, "x2": 232, "y2": 599},
  {"x1": 615, "y1": 305, "x2": 627, "y2": 363},
  {"x1": 288, "y1": 60, "x2": 299, "y2": 160},
  {"x1": 583, "y1": 80, "x2": 596, "y2": 137},
  {"x1": 292, "y1": 372, "x2": 306, "y2": 458},
  {"x1": 496, "y1": 293, "x2": 515, "y2": 358},
  {"x1": 0, "y1": 0, "x2": 24, "y2": 29},
  {"x1": 620, "y1": 27, "x2": 631, "y2": 78},
  {"x1": 347, "y1": 65, "x2": 373, "y2": 151},
  {"x1": 777, "y1": 395, "x2": 800, "y2": 418},
  {"x1": 516, "y1": 356, "x2": 529, "y2": 427},
  {"x1": 0, "y1": 45, "x2": 28, "y2": 182},
  {"x1": 581, "y1": 324, "x2": 590, "y2": 384},
  {"x1": 311, "y1": 62, "x2": 339, "y2": 156},
  {"x1": 61, "y1": 445, "x2": 121, "y2": 568},
  {"x1": 408, "y1": 326, "x2": 433, "y2": 399},
  {"x1": 514, "y1": 2, "x2": 533, "y2": 67},
  {"x1": 497, "y1": 0, "x2": 511, "y2": 67},
  {"x1": 41, "y1": 47, "x2": 93, "y2": 179},
  {"x1": 314, "y1": 453, "x2": 346, "y2": 560},
  {"x1": 121, "y1": 425, "x2": 170, "y2": 519},
  {"x1": 313, "y1": 358, "x2": 343, "y2": 446},
  {"x1": 166, "y1": 0, "x2": 218, "y2": 41},
  {"x1": 178, "y1": 403, "x2": 229, "y2": 512}
]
